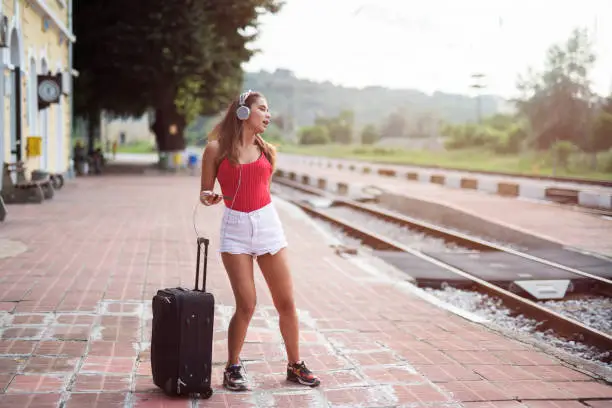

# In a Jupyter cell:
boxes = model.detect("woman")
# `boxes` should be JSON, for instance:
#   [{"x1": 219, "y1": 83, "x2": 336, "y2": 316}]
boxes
[{"x1": 199, "y1": 90, "x2": 321, "y2": 391}]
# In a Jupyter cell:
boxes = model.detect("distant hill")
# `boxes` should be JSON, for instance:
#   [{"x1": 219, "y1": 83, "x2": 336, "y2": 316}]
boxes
[{"x1": 243, "y1": 69, "x2": 508, "y2": 129}]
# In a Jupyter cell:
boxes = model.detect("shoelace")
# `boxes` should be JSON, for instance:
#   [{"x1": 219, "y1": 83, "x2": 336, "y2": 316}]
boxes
[
  {"x1": 228, "y1": 365, "x2": 244, "y2": 381},
  {"x1": 292, "y1": 362, "x2": 312, "y2": 375}
]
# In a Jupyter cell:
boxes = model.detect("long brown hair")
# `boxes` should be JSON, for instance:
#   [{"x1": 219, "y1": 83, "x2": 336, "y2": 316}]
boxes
[{"x1": 214, "y1": 91, "x2": 276, "y2": 170}]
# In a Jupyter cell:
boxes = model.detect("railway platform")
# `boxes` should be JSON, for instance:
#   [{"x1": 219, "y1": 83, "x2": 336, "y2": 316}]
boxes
[
  {"x1": 276, "y1": 154, "x2": 612, "y2": 210},
  {"x1": 0, "y1": 173, "x2": 611, "y2": 407},
  {"x1": 275, "y1": 160, "x2": 612, "y2": 259}
]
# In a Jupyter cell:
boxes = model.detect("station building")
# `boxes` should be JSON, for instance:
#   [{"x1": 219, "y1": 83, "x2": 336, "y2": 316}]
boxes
[{"x1": 1, "y1": 0, "x2": 76, "y2": 190}]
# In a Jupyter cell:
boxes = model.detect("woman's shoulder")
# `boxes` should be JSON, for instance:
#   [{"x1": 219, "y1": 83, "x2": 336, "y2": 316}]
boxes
[
  {"x1": 206, "y1": 139, "x2": 220, "y2": 150},
  {"x1": 202, "y1": 140, "x2": 224, "y2": 169},
  {"x1": 203, "y1": 140, "x2": 220, "y2": 157}
]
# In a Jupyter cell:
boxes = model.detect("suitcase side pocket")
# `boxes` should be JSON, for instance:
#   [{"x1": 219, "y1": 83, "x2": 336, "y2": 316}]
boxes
[
  {"x1": 151, "y1": 291, "x2": 181, "y2": 394},
  {"x1": 178, "y1": 292, "x2": 215, "y2": 396}
]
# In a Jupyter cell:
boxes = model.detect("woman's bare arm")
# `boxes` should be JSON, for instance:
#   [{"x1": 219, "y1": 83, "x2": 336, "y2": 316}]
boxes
[{"x1": 200, "y1": 140, "x2": 222, "y2": 205}]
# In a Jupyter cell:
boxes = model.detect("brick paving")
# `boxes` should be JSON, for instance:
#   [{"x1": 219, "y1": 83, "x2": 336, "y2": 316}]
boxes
[
  {"x1": 275, "y1": 159, "x2": 612, "y2": 257},
  {"x1": 0, "y1": 173, "x2": 611, "y2": 407}
]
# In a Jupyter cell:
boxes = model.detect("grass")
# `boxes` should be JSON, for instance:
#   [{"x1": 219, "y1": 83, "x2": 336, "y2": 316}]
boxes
[
  {"x1": 116, "y1": 141, "x2": 156, "y2": 154},
  {"x1": 277, "y1": 144, "x2": 612, "y2": 181}
]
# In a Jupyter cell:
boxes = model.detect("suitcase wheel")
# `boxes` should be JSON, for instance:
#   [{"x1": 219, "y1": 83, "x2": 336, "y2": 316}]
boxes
[{"x1": 201, "y1": 387, "x2": 213, "y2": 399}]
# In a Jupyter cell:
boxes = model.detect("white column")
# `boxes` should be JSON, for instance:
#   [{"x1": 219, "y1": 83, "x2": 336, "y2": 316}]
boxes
[{"x1": 0, "y1": 60, "x2": 4, "y2": 190}]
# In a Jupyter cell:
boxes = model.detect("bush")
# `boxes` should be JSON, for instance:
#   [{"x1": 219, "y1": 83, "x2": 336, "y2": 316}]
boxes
[
  {"x1": 442, "y1": 120, "x2": 530, "y2": 155},
  {"x1": 299, "y1": 125, "x2": 330, "y2": 145},
  {"x1": 361, "y1": 124, "x2": 379, "y2": 145},
  {"x1": 372, "y1": 147, "x2": 397, "y2": 155},
  {"x1": 508, "y1": 125, "x2": 528, "y2": 152},
  {"x1": 328, "y1": 125, "x2": 352, "y2": 144},
  {"x1": 351, "y1": 146, "x2": 396, "y2": 156},
  {"x1": 444, "y1": 124, "x2": 500, "y2": 150},
  {"x1": 550, "y1": 140, "x2": 580, "y2": 169},
  {"x1": 598, "y1": 149, "x2": 612, "y2": 172},
  {"x1": 491, "y1": 125, "x2": 528, "y2": 154},
  {"x1": 592, "y1": 112, "x2": 612, "y2": 152}
]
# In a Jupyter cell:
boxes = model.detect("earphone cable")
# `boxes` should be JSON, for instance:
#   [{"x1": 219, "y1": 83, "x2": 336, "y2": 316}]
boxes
[{"x1": 194, "y1": 123, "x2": 244, "y2": 241}]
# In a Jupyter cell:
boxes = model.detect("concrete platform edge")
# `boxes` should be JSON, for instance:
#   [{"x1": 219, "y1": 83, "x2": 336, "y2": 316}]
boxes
[
  {"x1": 275, "y1": 166, "x2": 570, "y2": 251},
  {"x1": 290, "y1": 155, "x2": 612, "y2": 210}
]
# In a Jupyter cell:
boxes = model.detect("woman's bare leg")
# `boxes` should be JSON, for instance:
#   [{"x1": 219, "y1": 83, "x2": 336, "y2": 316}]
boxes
[
  {"x1": 257, "y1": 248, "x2": 320, "y2": 387},
  {"x1": 221, "y1": 253, "x2": 256, "y2": 366},
  {"x1": 256, "y1": 248, "x2": 299, "y2": 363}
]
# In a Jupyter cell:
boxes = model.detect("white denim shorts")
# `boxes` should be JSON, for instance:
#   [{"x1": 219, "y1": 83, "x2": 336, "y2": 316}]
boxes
[{"x1": 219, "y1": 202, "x2": 288, "y2": 257}]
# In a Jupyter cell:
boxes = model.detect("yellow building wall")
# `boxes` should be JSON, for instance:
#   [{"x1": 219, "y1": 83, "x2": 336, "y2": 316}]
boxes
[
  {"x1": 22, "y1": 3, "x2": 71, "y2": 173},
  {"x1": 43, "y1": 1, "x2": 69, "y2": 24},
  {"x1": 2, "y1": 1, "x2": 16, "y2": 175},
  {"x1": 2, "y1": 0, "x2": 72, "y2": 176}
]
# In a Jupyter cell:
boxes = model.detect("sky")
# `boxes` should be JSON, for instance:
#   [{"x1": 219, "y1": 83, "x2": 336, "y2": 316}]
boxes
[{"x1": 243, "y1": 0, "x2": 612, "y2": 99}]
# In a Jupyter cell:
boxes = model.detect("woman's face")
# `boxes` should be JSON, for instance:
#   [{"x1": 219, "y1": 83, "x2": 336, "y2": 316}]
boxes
[{"x1": 246, "y1": 97, "x2": 271, "y2": 134}]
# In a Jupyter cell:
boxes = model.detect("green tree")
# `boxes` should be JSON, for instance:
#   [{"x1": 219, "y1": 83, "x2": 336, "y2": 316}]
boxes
[
  {"x1": 74, "y1": 0, "x2": 282, "y2": 153},
  {"x1": 515, "y1": 28, "x2": 596, "y2": 150}
]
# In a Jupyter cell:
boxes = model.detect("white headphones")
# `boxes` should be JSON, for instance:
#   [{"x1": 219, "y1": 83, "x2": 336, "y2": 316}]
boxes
[{"x1": 236, "y1": 89, "x2": 253, "y2": 121}]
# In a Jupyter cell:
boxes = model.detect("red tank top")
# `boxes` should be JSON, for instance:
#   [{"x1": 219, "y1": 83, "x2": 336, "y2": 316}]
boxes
[{"x1": 217, "y1": 152, "x2": 272, "y2": 213}]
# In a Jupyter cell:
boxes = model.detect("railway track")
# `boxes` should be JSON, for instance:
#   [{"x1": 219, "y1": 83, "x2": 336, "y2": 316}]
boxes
[{"x1": 272, "y1": 176, "x2": 612, "y2": 364}]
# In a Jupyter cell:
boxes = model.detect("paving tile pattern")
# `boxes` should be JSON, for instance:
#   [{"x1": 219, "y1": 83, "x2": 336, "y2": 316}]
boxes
[{"x1": 0, "y1": 175, "x2": 610, "y2": 407}]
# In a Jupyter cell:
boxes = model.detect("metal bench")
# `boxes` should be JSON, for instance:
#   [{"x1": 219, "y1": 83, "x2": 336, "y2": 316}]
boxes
[
  {"x1": 31, "y1": 169, "x2": 64, "y2": 190},
  {"x1": 0, "y1": 195, "x2": 6, "y2": 221},
  {"x1": 1, "y1": 163, "x2": 45, "y2": 204},
  {"x1": 14, "y1": 162, "x2": 55, "y2": 200}
]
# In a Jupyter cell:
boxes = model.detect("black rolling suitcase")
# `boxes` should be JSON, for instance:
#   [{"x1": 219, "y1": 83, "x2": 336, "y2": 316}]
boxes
[{"x1": 151, "y1": 237, "x2": 215, "y2": 398}]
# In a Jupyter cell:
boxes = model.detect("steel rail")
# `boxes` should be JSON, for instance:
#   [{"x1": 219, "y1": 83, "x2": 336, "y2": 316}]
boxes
[
  {"x1": 274, "y1": 177, "x2": 612, "y2": 289},
  {"x1": 272, "y1": 185, "x2": 612, "y2": 360}
]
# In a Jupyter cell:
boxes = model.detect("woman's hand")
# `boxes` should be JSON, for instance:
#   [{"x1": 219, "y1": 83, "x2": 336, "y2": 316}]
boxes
[{"x1": 200, "y1": 190, "x2": 223, "y2": 206}]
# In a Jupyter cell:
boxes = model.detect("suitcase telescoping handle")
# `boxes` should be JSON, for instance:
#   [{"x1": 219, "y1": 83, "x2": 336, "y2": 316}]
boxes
[{"x1": 195, "y1": 237, "x2": 209, "y2": 292}]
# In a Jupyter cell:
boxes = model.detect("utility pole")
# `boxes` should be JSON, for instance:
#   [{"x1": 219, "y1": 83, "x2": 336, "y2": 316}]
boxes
[{"x1": 470, "y1": 73, "x2": 486, "y2": 124}]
